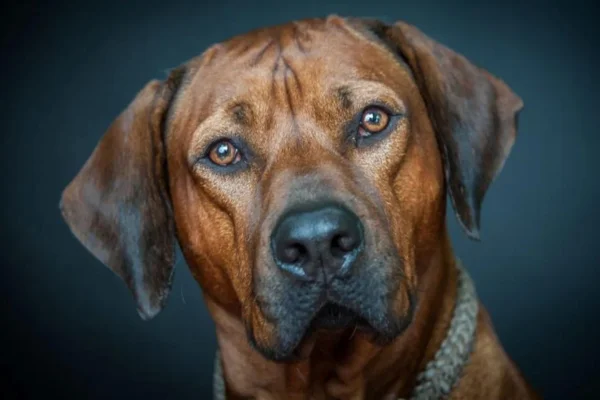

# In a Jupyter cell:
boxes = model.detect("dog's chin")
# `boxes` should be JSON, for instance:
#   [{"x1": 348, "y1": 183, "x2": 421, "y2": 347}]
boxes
[{"x1": 249, "y1": 303, "x2": 413, "y2": 363}]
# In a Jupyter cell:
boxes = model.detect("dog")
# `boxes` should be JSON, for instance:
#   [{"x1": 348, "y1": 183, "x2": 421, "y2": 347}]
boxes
[{"x1": 59, "y1": 15, "x2": 538, "y2": 399}]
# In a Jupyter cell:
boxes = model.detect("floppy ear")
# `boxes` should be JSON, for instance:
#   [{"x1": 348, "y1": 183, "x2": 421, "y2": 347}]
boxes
[
  {"x1": 60, "y1": 68, "x2": 186, "y2": 319},
  {"x1": 365, "y1": 20, "x2": 523, "y2": 239}
]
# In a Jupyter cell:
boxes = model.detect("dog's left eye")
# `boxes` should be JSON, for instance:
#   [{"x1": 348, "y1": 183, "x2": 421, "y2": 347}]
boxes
[
  {"x1": 207, "y1": 140, "x2": 242, "y2": 166},
  {"x1": 359, "y1": 107, "x2": 390, "y2": 136}
]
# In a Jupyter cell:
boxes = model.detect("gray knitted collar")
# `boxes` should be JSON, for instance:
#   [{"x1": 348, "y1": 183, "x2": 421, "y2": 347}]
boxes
[{"x1": 213, "y1": 261, "x2": 478, "y2": 400}]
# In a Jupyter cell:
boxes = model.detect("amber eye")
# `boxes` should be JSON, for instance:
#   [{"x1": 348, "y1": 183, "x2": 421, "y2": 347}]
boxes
[
  {"x1": 359, "y1": 107, "x2": 390, "y2": 136},
  {"x1": 207, "y1": 140, "x2": 241, "y2": 166}
]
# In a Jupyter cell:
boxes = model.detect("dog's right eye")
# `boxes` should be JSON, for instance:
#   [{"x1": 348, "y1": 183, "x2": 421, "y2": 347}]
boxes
[
  {"x1": 207, "y1": 140, "x2": 242, "y2": 166},
  {"x1": 359, "y1": 107, "x2": 390, "y2": 136}
]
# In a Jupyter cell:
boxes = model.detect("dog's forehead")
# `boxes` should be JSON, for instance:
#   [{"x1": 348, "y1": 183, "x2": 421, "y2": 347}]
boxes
[
  {"x1": 215, "y1": 16, "x2": 380, "y2": 72},
  {"x1": 181, "y1": 17, "x2": 407, "y2": 110}
]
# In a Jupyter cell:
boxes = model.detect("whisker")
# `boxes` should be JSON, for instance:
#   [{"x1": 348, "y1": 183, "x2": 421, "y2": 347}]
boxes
[
  {"x1": 181, "y1": 286, "x2": 187, "y2": 305},
  {"x1": 349, "y1": 324, "x2": 358, "y2": 340},
  {"x1": 296, "y1": 367, "x2": 307, "y2": 384}
]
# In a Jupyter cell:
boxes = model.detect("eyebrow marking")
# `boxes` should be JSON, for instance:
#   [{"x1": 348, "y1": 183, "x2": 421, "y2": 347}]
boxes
[
  {"x1": 230, "y1": 102, "x2": 251, "y2": 125},
  {"x1": 336, "y1": 86, "x2": 353, "y2": 109}
]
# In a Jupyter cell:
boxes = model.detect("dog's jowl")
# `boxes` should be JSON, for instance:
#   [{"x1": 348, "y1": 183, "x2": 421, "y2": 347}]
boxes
[{"x1": 60, "y1": 16, "x2": 538, "y2": 400}]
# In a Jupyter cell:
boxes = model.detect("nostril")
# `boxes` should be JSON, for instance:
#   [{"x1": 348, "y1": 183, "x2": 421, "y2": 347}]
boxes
[
  {"x1": 331, "y1": 233, "x2": 358, "y2": 257},
  {"x1": 279, "y1": 242, "x2": 308, "y2": 264},
  {"x1": 338, "y1": 234, "x2": 357, "y2": 252}
]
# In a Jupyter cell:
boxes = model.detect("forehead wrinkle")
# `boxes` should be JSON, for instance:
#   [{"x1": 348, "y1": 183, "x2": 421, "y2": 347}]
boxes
[
  {"x1": 243, "y1": 24, "x2": 316, "y2": 106},
  {"x1": 291, "y1": 21, "x2": 308, "y2": 54},
  {"x1": 282, "y1": 60, "x2": 302, "y2": 129},
  {"x1": 268, "y1": 50, "x2": 307, "y2": 138},
  {"x1": 284, "y1": 59, "x2": 303, "y2": 97},
  {"x1": 250, "y1": 39, "x2": 278, "y2": 67}
]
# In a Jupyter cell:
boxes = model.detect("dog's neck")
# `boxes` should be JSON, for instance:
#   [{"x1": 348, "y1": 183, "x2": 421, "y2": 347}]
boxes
[{"x1": 206, "y1": 232, "x2": 459, "y2": 400}]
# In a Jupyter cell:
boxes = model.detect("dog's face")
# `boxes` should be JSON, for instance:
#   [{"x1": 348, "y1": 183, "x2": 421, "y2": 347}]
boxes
[
  {"x1": 167, "y1": 18, "x2": 442, "y2": 359},
  {"x1": 60, "y1": 17, "x2": 522, "y2": 361}
]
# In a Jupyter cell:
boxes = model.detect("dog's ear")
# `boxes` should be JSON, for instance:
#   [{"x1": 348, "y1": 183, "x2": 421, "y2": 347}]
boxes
[
  {"x1": 59, "y1": 67, "x2": 186, "y2": 320},
  {"x1": 361, "y1": 19, "x2": 523, "y2": 239}
]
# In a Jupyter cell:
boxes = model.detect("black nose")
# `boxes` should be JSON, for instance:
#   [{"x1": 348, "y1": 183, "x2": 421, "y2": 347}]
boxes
[{"x1": 270, "y1": 204, "x2": 364, "y2": 280}]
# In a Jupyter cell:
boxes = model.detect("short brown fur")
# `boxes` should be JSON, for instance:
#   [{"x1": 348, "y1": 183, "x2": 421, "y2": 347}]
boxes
[{"x1": 60, "y1": 15, "x2": 537, "y2": 399}]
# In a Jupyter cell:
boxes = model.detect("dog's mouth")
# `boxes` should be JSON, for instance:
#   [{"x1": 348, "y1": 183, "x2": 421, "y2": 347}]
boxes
[
  {"x1": 251, "y1": 297, "x2": 411, "y2": 362},
  {"x1": 276, "y1": 302, "x2": 376, "y2": 361},
  {"x1": 308, "y1": 302, "x2": 372, "y2": 332}
]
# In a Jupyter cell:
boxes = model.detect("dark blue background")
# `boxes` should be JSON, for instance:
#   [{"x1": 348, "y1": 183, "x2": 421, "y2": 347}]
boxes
[{"x1": 2, "y1": 0, "x2": 598, "y2": 398}]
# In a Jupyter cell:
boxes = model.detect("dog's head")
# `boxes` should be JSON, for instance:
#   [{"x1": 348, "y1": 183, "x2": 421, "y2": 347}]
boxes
[{"x1": 60, "y1": 16, "x2": 522, "y2": 361}]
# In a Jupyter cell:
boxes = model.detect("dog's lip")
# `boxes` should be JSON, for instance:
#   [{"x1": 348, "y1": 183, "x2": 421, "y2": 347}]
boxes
[{"x1": 308, "y1": 302, "x2": 371, "y2": 331}]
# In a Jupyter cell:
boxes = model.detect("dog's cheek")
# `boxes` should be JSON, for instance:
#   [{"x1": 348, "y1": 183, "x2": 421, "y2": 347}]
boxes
[
  {"x1": 408, "y1": 135, "x2": 446, "y2": 264},
  {"x1": 170, "y1": 185, "x2": 244, "y2": 310},
  {"x1": 390, "y1": 131, "x2": 445, "y2": 266}
]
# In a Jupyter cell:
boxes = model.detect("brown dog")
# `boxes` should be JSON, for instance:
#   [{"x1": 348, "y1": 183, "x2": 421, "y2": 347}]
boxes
[{"x1": 60, "y1": 16, "x2": 538, "y2": 399}]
